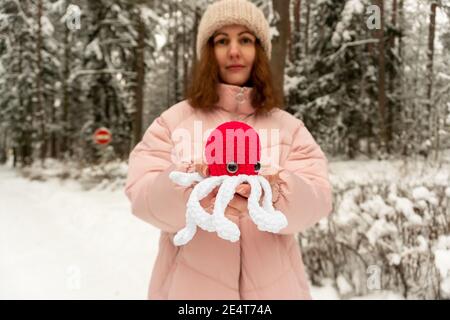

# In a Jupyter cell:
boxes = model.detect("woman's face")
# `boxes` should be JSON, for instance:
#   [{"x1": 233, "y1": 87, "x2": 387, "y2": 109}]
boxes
[{"x1": 213, "y1": 25, "x2": 256, "y2": 86}]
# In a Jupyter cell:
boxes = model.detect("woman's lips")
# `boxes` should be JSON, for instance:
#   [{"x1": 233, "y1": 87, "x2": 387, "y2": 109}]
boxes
[{"x1": 226, "y1": 66, "x2": 245, "y2": 72}]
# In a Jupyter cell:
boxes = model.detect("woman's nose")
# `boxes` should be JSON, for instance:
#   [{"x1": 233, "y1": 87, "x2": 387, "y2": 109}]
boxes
[{"x1": 228, "y1": 40, "x2": 241, "y2": 59}]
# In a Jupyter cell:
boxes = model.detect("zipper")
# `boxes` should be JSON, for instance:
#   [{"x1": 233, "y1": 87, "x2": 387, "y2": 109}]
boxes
[
  {"x1": 233, "y1": 87, "x2": 246, "y2": 121},
  {"x1": 235, "y1": 87, "x2": 245, "y2": 104}
]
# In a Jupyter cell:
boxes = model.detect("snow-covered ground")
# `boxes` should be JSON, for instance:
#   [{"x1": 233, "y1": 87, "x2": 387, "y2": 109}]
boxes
[
  {"x1": 0, "y1": 162, "x2": 406, "y2": 300},
  {"x1": 0, "y1": 164, "x2": 156, "y2": 299}
]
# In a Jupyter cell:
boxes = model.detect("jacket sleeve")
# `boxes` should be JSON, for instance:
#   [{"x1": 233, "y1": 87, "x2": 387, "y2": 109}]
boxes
[
  {"x1": 273, "y1": 121, "x2": 333, "y2": 234},
  {"x1": 124, "y1": 115, "x2": 193, "y2": 234}
]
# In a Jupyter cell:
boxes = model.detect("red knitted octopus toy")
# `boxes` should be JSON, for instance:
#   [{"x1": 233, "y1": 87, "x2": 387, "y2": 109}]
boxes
[{"x1": 169, "y1": 121, "x2": 288, "y2": 246}]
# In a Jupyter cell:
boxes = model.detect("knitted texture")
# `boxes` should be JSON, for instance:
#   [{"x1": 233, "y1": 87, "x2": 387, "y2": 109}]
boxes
[
  {"x1": 196, "y1": 0, "x2": 271, "y2": 60},
  {"x1": 205, "y1": 121, "x2": 261, "y2": 177},
  {"x1": 168, "y1": 172, "x2": 287, "y2": 246}
]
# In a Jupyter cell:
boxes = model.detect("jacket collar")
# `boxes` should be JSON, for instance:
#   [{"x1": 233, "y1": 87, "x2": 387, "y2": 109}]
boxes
[{"x1": 214, "y1": 82, "x2": 256, "y2": 117}]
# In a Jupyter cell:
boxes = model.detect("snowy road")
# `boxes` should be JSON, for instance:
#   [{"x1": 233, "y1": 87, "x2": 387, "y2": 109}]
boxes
[{"x1": 0, "y1": 165, "x2": 159, "y2": 299}]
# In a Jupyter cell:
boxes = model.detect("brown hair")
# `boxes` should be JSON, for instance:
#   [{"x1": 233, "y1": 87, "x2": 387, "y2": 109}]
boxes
[{"x1": 185, "y1": 38, "x2": 283, "y2": 116}]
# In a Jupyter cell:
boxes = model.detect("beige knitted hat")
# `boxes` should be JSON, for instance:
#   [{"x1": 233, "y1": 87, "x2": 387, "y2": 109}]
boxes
[{"x1": 196, "y1": 0, "x2": 272, "y2": 61}]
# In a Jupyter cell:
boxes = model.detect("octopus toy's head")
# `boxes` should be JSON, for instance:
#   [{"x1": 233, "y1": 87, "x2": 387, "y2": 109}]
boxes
[{"x1": 205, "y1": 121, "x2": 261, "y2": 177}]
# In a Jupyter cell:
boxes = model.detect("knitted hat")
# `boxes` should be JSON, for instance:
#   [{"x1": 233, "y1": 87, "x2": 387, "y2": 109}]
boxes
[
  {"x1": 205, "y1": 121, "x2": 261, "y2": 176},
  {"x1": 196, "y1": 0, "x2": 272, "y2": 61}
]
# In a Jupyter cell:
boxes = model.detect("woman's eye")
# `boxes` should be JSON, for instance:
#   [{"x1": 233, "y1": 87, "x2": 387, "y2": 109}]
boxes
[
  {"x1": 241, "y1": 37, "x2": 254, "y2": 44},
  {"x1": 215, "y1": 38, "x2": 227, "y2": 45}
]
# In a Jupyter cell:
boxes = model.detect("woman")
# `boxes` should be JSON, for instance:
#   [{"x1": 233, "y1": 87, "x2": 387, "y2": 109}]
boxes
[{"x1": 124, "y1": 0, "x2": 333, "y2": 300}]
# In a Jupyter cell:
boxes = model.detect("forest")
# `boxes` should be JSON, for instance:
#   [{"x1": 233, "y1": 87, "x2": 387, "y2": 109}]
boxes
[{"x1": 1, "y1": 0, "x2": 450, "y2": 300}]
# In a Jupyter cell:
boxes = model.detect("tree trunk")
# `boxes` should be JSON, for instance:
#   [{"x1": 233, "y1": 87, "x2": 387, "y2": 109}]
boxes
[
  {"x1": 389, "y1": 0, "x2": 397, "y2": 48},
  {"x1": 36, "y1": 0, "x2": 46, "y2": 164},
  {"x1": 387, "y1": 0, "x2": 397, "y2": 148},
  {"x1": 61, "y1": 21, "x2": 70, "y2": 157},
  {"x1": 376, "y1": 0, "x2": 389, "y2": 153},
  {"x1": 50, "y1": 94, "x2": 57, "y2": 159},
  {"x1": 19, "y1": 30, "x2": 32, "y2": 167},
  {"x1": 304, "y1": 0, "x2": 310, "y2": 56},
  {"x1": 182, "y1": 8, "x2": 189, "y2": 95},
  {"x1": 288, "y1": 5, "x2": 293, "y2": 63},
  {"x1": 18, "y1": 31, "x2": 25, "y2": 166},
  {"x1": 270, "y1": 0, "x2": 291, "y2": 102},
  {"x1": 398, "y1": 0, "x2": 407, "y2": 156},
  {"x1": 398, "y1": 0, "x2": 404, "y2": 59},
  {"x1": 294, "y1": 0, "x2": 302, "y2": 58},
  {"x1": 173, "y1": 2, "x2": 180, "y2": 102},
  {"x1": 133, "y1": 13, "x2": 145, "y2": 148},
  {"x1": 426, "y1": 3, "x2": 437, "y2": 137},
  {"x1": 192, "y1": 6, "x2": 201, "y2": 64}
]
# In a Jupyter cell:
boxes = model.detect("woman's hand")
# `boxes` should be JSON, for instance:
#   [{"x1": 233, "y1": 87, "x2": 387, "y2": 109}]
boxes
[
  {"x1": 194, "y1": 163, "x2": 210, "y2": 177},
  {"x1": 199, "y1": 169, "x2": 283, "y2": 215},
  {"x1": 235, "y1": 172, "x2": 281, "y2": 199},
  {"x1": 235, "y1": 183, "x2": 251, "y2": 198},
  {"x1": 199, "y1": 186, "x2": 218, "y2": 213}
]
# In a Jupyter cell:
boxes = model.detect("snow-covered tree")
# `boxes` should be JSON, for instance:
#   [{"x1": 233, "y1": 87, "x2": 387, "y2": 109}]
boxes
[{"x1": 0, "y1": 0, "x2": 59, "y2": 166}]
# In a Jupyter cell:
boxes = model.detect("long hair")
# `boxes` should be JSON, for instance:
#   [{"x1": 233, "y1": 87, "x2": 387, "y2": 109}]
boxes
[{"x1": 185, "y1": 37, "x2": 283, "y2": 116}]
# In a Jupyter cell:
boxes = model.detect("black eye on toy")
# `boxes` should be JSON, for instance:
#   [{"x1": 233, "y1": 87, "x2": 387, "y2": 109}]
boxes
[
  {"x1": 254, "y1": 161, "x2": 261, "y2": 172},
  {"x1": 227, "y1": 161, "x2": 238, "y2": 174}
]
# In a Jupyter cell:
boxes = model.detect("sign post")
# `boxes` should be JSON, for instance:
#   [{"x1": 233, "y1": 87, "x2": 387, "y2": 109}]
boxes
[
  {"x1": 93, "y1": 127, "x2": 112, "y2": 146},
  {"x1": 93, "y1": 127, "x2": 114, "y2": 166}
]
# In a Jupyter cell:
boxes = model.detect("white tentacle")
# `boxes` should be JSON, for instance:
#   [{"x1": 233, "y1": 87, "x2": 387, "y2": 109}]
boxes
[
  {"x1": 171, "y1": 169, "x2": 288, "y2": 246},
  {"x1": 247, "y1": 176, "x2": 288, "y2": 233},
  {"x1": 172, "y1": 175, "x2": 226, "y2": 246},
  {"x1": 187, "y1": 176, "x2": 227, "y2": 231},
  {"x1": 246, "y1": 176, "x2": 268, "y2": 231},
  {"x1": 173, "y1": 213, "x2": 197, "y2": 246},
  {"x1": 169, "y1": 171, "x2": 204, "y2": 187},
  {"x1": 257, "y1": 175, "x2": 288, "y2": 231},
  {"x1": 212, "y1": 175, "x2": 244, "y2": 242}
]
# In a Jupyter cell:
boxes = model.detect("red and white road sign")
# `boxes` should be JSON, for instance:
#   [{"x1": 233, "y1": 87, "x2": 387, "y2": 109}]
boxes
[{"x1": 93, "y1": 127, "x2": 112, "y2": 145}]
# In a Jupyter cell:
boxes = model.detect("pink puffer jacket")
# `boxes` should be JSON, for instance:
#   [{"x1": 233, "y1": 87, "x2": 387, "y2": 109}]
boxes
[{"x1": 124, "y1": 82, "x2": 333, "y2": 300}]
